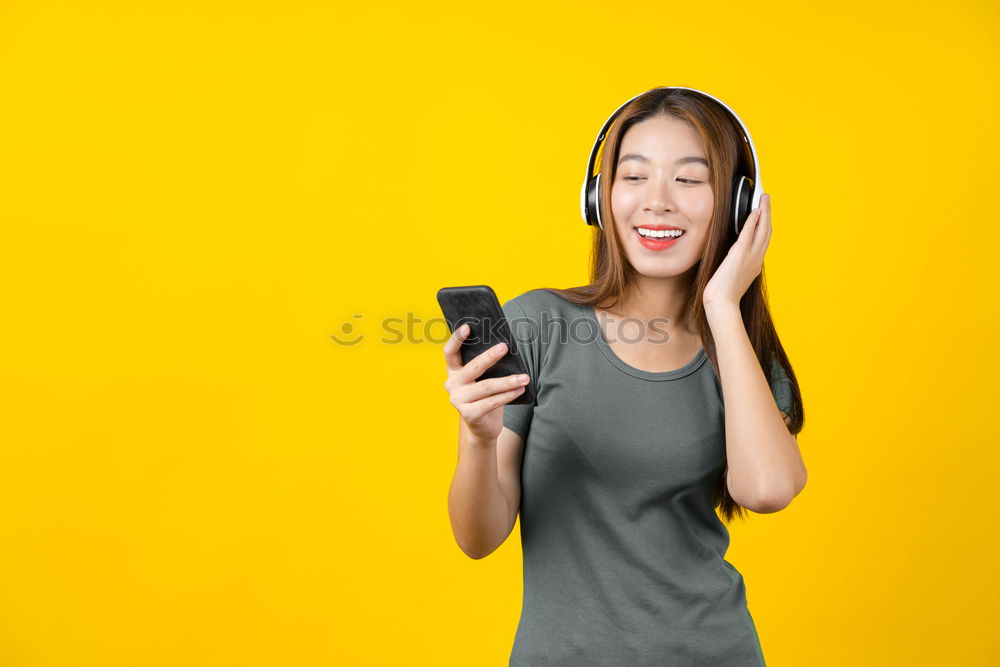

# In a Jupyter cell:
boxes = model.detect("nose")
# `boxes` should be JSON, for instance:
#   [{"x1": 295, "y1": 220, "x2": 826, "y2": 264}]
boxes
[{"x1": 642, "y1": 175, "x2": 677, "y2": 214}]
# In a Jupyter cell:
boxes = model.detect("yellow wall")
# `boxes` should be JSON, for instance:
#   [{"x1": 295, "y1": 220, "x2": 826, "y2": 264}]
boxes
[{"x1": 1, "y1": 1, "x2": 998, "y2": 664}]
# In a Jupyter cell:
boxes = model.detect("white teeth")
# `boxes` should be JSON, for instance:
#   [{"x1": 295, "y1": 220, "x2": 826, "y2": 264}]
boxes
[{"x1": 637, "y1": 228, "x2": 684, "y2": 239}]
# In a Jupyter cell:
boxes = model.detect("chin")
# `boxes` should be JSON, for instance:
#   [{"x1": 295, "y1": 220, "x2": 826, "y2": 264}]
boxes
[{"x1": 631, "y1": 259, "x2": 695, "y2": 279}]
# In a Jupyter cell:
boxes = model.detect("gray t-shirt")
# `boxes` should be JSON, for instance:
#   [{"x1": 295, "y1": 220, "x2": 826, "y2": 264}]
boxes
[{"x1": 501, "y1": 288, "x2": 793, "y2": 666}]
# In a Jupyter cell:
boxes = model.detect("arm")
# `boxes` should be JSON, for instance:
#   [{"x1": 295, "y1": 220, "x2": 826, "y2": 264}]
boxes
[
  {"x1": 447, "y1": 420, "x2": 524, "y2": 559},
  {"x1": 706, "y1": 300, "x2": 807, "y2": 513}
]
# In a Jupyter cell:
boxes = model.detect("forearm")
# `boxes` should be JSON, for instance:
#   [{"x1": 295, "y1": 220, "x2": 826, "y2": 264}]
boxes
[
  {"x1": 705, "y1": 300, "x2": 806, "y2": 512},
  {"x1": 447, "y1": 427, "x2": 514, "y2": 559}
]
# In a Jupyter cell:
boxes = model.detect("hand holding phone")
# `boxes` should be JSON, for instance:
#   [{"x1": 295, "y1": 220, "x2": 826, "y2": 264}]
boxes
[{"x1": 438, "y1": 285, "x2": 534, "y2": 444}]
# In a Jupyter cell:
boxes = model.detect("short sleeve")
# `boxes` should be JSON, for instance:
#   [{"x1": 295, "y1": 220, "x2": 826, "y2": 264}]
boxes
[
  {"x1": 501, "y1": 296, "x2": 540, "y2": 440},
  {"x1": 767, "y1": 354, "x2": 794, "y2": 416}
]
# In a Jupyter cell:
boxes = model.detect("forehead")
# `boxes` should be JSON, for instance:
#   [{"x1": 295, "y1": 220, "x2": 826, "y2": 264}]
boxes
[{"x1": 618, "y1": 115, "x2": 706, "y2": 160}]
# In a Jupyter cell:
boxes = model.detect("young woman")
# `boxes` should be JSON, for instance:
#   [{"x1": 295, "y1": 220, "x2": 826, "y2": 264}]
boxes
[{"x1": 444, "y1": 87, "x2": 806, "y2": 666}]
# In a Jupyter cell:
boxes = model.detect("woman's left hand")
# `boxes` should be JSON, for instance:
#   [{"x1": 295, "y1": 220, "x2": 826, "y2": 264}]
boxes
[{"x1": 702, "y1": 193, "x2": 772, "y2": 307}]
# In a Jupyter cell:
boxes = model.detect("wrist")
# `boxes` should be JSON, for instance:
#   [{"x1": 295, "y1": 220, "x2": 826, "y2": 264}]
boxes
[
  {"x1": 703, "y1": 300, "x2": 743, "y2": 332},
  {"x1": 703, "y1": 298, "x2": 740, "y2": 316},
  {"x1": 466, "y1": 434, "x2": 498, "y2": 450}
]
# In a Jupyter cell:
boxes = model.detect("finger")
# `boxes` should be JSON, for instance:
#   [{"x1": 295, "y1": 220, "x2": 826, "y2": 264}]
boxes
[
  {"x1": 736, "y1": 207, "x2": 762, "y2": 247},
  {"x1": 457, "y1": 373, "x2": 530, "y2": 404},
  {"x1": 460, "y1": 340, "x2": 510, "y2": 382},
  {"x1": 751, "y1": 196, "x2": 771, "y2": 255},
  {"x1": 443, "y1": 323, "x2": 472, "y2": 371},
  {"x1": 463, "y1": 385, "x2": 527, "y2": 421},
  {"x1": 761, "y1": 206, "x2": 772, "y2": 253}
]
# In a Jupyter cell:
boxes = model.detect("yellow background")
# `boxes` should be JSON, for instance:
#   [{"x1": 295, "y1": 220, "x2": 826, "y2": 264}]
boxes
[{"x1": 1, "y1": 0, "x2": 998, "y2": 665}]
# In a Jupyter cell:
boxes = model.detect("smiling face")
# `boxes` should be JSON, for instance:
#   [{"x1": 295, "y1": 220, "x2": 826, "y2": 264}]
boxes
[{"x1": 610, "y1": 114, "x2": 714, "y2": 279}]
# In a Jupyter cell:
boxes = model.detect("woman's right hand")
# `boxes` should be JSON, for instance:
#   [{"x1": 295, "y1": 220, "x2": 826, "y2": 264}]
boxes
[{"x1": 443, "y1": 323, "x2": 531, "y2": 444}]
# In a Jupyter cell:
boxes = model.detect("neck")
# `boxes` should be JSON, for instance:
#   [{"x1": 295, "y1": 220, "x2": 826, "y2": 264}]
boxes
[{"x1": 612, "y1": 271, "x2": 696, "y2": 330}]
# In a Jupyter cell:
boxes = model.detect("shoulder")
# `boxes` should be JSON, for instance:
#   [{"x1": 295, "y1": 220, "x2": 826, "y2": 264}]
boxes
[
  {"x1": 503, "y1": 290, "x2": 558, "y2": 337},
  {"x1": 504, "y1": 287, "x2": 559, "y2": 310},
  {"x1": 502, "y1": 289, "x2": 581, "y2": 357},
  {"x1": 503, "y1": 287, "x2": 578, "y2": 318}
]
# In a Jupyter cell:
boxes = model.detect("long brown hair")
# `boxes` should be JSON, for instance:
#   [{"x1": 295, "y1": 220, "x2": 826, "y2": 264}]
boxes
[{"x1": 538, "y1": 87, "x2": 804, "y2": 524}]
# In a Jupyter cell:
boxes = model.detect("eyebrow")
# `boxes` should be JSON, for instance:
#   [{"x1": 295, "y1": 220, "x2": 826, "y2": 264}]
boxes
[{"x1": 617, "y1": 153, "x2": 709, "y2": 168}]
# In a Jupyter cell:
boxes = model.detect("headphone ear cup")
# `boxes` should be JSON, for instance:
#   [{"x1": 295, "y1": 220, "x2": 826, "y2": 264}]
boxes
[
  {"x1": 586, "y1": 174, "x2": 603, "y2": 230},
  {"x1": 731, "y1": 174, "x2": 753, "y2": 236}
]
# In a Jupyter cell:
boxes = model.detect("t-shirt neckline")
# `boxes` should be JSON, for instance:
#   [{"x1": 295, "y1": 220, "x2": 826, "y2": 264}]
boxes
[{"x1": 580, "y1": 302, "x2": 707, "y2": 382}]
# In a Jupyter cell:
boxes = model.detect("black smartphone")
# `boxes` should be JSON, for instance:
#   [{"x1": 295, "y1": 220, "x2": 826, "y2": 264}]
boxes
[{"x1": 436, "y1": 285, "x2": 535, "y2": 406}]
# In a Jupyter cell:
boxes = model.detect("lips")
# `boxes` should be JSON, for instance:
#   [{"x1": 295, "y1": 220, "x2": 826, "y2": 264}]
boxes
[{"x1": 634, "y1": 227, "x2": 683, "y2": 250}]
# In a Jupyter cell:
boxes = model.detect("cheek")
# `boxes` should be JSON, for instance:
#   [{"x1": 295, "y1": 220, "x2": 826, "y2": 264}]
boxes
[
  {"x1": 610, "y1": 186, "x2": 640, "y2": 216},
  {"x1": 688, "y1": 191, "x2": 714, "y2": 221}
]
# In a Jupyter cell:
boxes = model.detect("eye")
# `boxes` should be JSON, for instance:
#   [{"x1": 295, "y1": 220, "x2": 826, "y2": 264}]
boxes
[{"x1": 622, "y1": 176, "x2": 702, "y2": 184}]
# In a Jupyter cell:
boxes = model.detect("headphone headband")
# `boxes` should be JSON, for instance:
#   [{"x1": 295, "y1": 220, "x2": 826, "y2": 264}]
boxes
[{"x1": 580, "y1": 86, "x2": 763, "y2": 233}]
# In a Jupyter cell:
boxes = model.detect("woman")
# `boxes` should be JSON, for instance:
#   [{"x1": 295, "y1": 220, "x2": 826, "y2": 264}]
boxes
[{"x1": 444, "y1": 87, "x2": 806, "y2": 666}]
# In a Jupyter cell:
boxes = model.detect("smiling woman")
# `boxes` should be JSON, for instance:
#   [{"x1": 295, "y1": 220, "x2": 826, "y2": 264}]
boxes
[{"x1": 444, "y1": 86, "x2": 806, "y2": 667}]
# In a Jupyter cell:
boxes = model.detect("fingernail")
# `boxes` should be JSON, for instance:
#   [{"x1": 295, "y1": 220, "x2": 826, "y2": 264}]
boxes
[
  {"x1": 517, "y1": 374, "x2": 529, "y2": 382},
  {"x1": 495, "y1": 343, "x2": 507, "y2": 354}
]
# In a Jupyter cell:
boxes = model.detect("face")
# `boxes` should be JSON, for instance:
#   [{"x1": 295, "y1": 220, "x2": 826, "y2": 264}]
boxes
[{"x1": 610, "y1": 114, "x2": 714, "y2": 279}]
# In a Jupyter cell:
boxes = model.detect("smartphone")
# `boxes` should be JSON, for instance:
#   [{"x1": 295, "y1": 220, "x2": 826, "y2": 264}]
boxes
[{"x1": 436, "y1": 285, "x2": 536, "y2": 406}]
